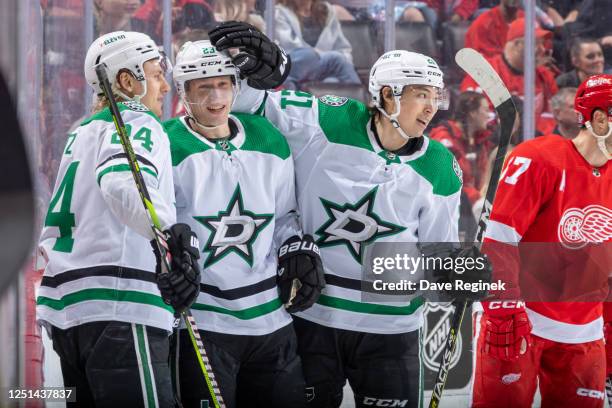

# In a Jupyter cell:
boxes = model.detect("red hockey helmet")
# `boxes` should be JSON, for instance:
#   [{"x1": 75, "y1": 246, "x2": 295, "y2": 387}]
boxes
[{"x1": 575, "y1": 74, "x2": 612, "y2": 125}]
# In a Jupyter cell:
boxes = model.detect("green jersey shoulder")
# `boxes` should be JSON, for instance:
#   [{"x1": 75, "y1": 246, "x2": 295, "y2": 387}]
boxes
[
  {"x1": 408, "y1": 138, "x2": 463, "y2": 196},
  {"x1": 164, "y1": 113, "x2": 290, "y2": 167}
]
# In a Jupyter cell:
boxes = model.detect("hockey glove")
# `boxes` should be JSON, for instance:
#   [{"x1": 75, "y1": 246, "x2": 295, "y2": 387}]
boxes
[
  {"x1": 277, "y1": 235, "x2": 325, "y2": 313},
  {"x1": 151, "y1": 223, "x2": 201, "y2": 313},
  {"x1": 208, "y1": 21, "x2": 291, "y2": 90},
  {"x1": 419, "y1": 243, "x2": 492, "y2": 301},
  {"x1": 481, "y1": 301, "x2": 532, "y2": 361}
]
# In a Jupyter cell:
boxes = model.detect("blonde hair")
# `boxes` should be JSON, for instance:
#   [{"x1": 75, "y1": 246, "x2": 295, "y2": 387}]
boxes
[{"x1": 90, "y1": 76, "x2": 129, "y2": 114}]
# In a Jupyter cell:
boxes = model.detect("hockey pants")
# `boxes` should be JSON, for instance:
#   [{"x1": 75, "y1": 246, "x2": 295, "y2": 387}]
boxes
[
  {"x1": 471, "y1": 313, "x2": 606, "y2": 408},
  {"x1": 171, "y1": 323, "x2": 306, "y2": 408},
  {"x1": 293, "y1": 316, "x2": 423, "y2": 408},
  {"x1": 51, "y1": 321, "x2": 175, "y2": 407}
]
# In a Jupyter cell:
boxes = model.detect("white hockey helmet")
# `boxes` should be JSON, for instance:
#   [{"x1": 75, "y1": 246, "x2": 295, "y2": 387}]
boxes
[
  {"x1": 369, "y1": 50, "x2": 447, "y2": 140},
  {"x1": 84, "y1": 31, "x2": 168, "y2": 97},
  {"x1": 369, "y1": 50, "x2": 446, "y2": 108},
  {"x1": 173, "y1": 40, "x2": 240, "y2": 100}
]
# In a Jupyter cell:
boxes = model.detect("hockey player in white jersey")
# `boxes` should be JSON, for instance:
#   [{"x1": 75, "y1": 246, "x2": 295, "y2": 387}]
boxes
[
  {"x1": 208, "y1": 22, "x2": 491, "y2": 408},
  {"x1": 37, "y1": 31, "x2": 202, "y2": 407},
  {"x1": 164, "y1": 40, "x2": 324, "y2": 408}
]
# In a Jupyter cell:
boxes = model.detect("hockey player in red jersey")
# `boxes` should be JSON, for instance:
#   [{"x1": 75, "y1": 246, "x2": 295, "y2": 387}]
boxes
[{"x1": 471, "y1": 75, "x2": 612, "y2": 407}]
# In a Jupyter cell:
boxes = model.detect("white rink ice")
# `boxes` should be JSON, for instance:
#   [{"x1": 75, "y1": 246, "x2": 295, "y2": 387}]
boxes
[{"x1": 43, "y1": 330, "x2": 607, "y2": 408}]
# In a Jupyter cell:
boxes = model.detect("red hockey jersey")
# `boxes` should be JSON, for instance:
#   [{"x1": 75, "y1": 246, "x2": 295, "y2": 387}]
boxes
[{"x1": 484, "y1": 135, "x2": 611, "y2": 343}]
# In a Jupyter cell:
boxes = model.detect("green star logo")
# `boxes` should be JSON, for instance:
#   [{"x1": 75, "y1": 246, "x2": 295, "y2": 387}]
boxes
[
  {"x1": 315, "y1": 187, "x2": 406, "y2": 264},
  {"x1": 195, "y1": 185, "x2": 273, "y2": 268}
]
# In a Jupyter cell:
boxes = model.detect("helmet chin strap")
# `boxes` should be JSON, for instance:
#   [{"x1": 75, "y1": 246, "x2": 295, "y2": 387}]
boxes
[
  {"x1": 376, "y1": 95, "x2": 419, "y2": 141},
  {"x1": 585, "y1": 120, "x2": 612, "y2": 160}
]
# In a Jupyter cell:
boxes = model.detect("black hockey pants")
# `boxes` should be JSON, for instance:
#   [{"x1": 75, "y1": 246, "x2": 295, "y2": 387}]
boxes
[
  {"x1": 51, "y1": 321, "x2": 175, "y2": 407},
  {"x1": 171, "y1": 323, "x2": 306, "y2": 408},
  {"x1": 293, "y1": 316, "x2": 423, "y2": 408}
]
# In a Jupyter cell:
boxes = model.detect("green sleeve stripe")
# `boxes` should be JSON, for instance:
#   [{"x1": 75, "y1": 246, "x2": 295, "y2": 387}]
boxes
[
  {"x1": 316, "y1": 294, "x2": 424, "y2": 315},
  {"x1": 37, "y1": 288, "x2": 174, "y2": 312},
  {"x1": 191, "y1": 298, "x2": 283, "y2": 320},
  {"x1": 96, "y1": 163, "x2": 158, "y2": 186}
]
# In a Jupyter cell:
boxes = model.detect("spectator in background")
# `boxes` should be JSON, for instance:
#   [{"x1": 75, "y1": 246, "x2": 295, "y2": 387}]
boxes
[
  {"x1": 94, "y1": 0, "x2": 142, "y2": 36},
  {"x1": 564, "y1": 0, "x2": 612, "y2": 72},
  {"x1": 215, "y1": 0, "x2": 265, "y2": 32},
  {"x1": 551, "y1": 87, "x2": 580, "y2": 139},
  {"x1": 462, "y1": 18, "x2": 558, "y2": 135},
  {"x1": 276, "y1": 0, "x2": 360, "y2": 90},
  {"x1": 401, "y1": 0, "x2": 477, "y2": 26},
  {"x1": 465, "y1": 0, "x2": 523, "y2": 59},
  {"x1": 326, "y1": 0, "x2": 371, "y2": 21},
  {"x1": 397, "y1": 1, "x2": 438, "y2": 27},
  {"x1": 557, "y1": 38, "x2": 605, "y2": 88},
  {"x1": 539, "y1": 0, "x2": 581, "y2": 23},
  {"x1": 133, "y1": 0, "x2": 215, "y2": 42},
  {"x1": 430, "y1": 91, "x2": 494, "y2": 205}
]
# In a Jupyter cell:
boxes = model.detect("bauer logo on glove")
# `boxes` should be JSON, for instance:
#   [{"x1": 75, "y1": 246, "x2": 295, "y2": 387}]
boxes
[{"x1": 277, "y1": 235, "x2": 325, "y2": 313}]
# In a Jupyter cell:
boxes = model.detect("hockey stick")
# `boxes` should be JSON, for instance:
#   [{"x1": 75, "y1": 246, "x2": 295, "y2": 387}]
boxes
[
  {"x1": 428, "y1": 48, "x2": 517, "y2": 408},
  {"x1": 95, "y1": 65, "x2": 225, "y2": 408}
]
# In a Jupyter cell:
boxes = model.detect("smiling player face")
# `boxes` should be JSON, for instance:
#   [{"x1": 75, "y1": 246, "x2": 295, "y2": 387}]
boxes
[{"x1": 184, "y1": 76, "x2": 235, "y2": 127}]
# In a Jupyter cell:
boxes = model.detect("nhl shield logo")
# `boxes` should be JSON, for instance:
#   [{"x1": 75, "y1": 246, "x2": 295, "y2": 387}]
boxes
[
  {"x1": 423, "y1": 303, "x2": 462, "y2": 372},
  {"x1": 319, "y1": 95, "x2": 348, "y2": 106}
]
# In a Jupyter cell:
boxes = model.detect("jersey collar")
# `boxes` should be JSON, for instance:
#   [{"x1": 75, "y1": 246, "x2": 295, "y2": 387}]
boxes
[
  {"x1": 365, "y1": 117, "x2": 430, "y2": 162},
  {"x1": 179, "y1": 115, "x2": 246, "y2": 150}
]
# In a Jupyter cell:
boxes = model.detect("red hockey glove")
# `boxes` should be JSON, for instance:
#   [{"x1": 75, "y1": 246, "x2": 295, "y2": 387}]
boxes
[{"x1": 481, "y1": 301, "x2": 532, "y2": 361}]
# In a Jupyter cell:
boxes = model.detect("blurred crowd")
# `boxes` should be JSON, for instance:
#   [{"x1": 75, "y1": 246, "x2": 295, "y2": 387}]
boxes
[{"x1": 39, "y1": 0, "x2": 612, "y2": 239}]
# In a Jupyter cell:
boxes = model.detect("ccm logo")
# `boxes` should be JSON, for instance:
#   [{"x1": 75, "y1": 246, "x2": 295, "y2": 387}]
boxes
[
  {"x1": 576, "y1": 388, "x2": 604, "y2": 400},
  {"x1": 362, "y1": 397, "x2": 408, "y2": 407},
  {"x1": 488, "y1": 301, "x2": 526, "y2": 310}
]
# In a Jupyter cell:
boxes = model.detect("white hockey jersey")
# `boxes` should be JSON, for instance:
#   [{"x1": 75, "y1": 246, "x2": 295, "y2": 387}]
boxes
[
  {"x1": 233, "y1": 89, "x2": 462, "y2": 334},
  {"x1": 37, "y1": 102, "x2": 176, "y2": 332},
  {"x1": 164, "y1": 113, "x2": 298, "y2": 335}
]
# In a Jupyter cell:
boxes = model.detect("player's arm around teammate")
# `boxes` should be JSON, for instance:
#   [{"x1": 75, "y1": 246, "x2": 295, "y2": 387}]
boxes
[{"x1": 163, "y1": 40, "x2": 322, "y2": 408}]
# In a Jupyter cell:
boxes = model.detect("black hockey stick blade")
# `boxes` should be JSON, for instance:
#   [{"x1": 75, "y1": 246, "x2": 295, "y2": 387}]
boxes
[
  {"x1": 429, "y1": 48, "x2": 517, "y2": 408},
  {"x1": 0, "y1": 70, "x2": 34, "y2": 295}
]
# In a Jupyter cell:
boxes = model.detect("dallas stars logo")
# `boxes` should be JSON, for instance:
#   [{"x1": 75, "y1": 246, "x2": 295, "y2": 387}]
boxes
[
  {"x1": 315, "y1": 187, "x2": 406, "y2": 263},
  {"x1": 194, "y1": 185, "x2": 272, "y2": 268}
]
